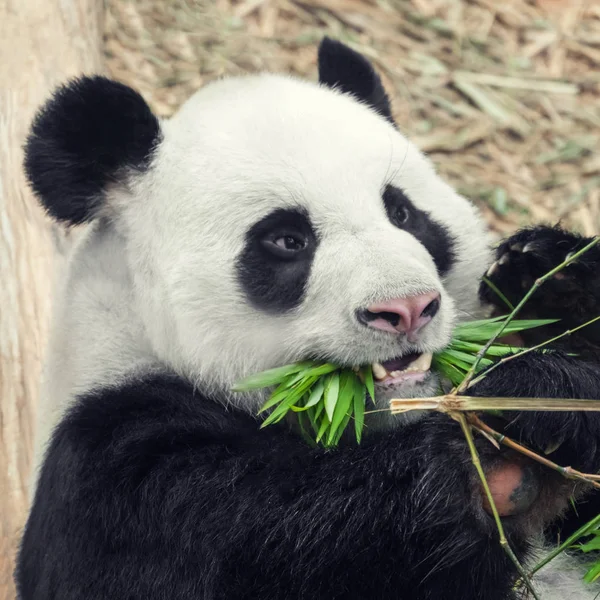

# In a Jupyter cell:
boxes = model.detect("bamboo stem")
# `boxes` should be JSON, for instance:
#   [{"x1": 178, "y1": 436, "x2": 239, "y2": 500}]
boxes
[
  {"x1": 467, "y1": 414, "x2": 600, "y2": 490},
  {"x1": 453, "y1": 413, "x2": 540, "y2": 600},
  {"x1": 529, "y1": 513, "x2": 600, "y2": 577},
  {"x1": 390, "y1": 395, "x2": 600, "y2": 414}
]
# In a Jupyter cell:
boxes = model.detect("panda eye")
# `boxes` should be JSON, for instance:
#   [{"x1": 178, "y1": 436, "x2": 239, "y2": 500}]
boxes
[
  {"x1": 261, "y1": 232, "x2": 307, "y2": 259},
  {"x1": 275, "y1": 235, "x2": 306, "y2": 251},
  {"x1": 393, "y1": 204, "x2": 410, "y2": 225}
]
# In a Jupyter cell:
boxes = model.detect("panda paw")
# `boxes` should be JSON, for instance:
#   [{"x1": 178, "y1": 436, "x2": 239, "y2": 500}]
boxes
[{"x1": 479, "y1": 226, "x2": 600, "y2": 352}]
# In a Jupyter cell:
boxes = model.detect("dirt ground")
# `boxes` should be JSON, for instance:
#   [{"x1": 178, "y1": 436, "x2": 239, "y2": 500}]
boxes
[{"x1": 104, "y1": 0, "x2": 600, "y2": 238}]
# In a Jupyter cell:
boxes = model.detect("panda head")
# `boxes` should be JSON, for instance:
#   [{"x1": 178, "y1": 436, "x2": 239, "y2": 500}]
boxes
[{"x1": 26, "y1": 38, "x2": 491, "y2": 412}]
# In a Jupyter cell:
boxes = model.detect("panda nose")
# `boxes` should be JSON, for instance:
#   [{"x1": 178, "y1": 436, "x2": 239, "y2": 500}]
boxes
[{"x1": 357, "y1": 291, "x2": 441, "y2": 340}]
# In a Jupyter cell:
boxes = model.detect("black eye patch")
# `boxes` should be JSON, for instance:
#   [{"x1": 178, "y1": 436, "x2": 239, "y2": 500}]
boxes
[
  {"x1": 236, "y1": 208, "x2": 318, "y2": 313},
  {"x1": 383, "y1": 184, "x2": 455, "y2": 275}
]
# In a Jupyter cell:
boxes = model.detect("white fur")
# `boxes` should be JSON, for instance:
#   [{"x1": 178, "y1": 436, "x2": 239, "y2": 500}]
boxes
[
  {"x1": 525, "y1": 545, "x2": 598, "y2": 600},
  {"x1": 33, "y1": 73, "x2": 492, "y2": 488}
]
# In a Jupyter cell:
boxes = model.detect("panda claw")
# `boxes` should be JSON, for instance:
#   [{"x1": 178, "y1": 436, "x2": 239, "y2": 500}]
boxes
[
  {"x1": 522, "y1": 243, "x2": 536, "y2": 254},
  {"x1": 498, "y1": 253, "x2": 510, "y2": 266},
  {"x1": 486, "y1": 261, "x2": 499, "y2": 277},
  {"x1": 510, "y1": 243, "x2": 524, "y2": 253},
  {"x1": 543, "y1": 440, "x2": 563, "y2": 455}
]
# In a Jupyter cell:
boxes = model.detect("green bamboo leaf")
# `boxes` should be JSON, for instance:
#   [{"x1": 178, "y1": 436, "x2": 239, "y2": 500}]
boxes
[
  {"x1": 258, "y1": 381, "x2": 297, "y2": 413},
  {"x1": 450, "y1": 340, "x2": 516, "y2": 357},
  {"x1": 579, "y1": 534, "x2": 600, "y2": 552},
  {"x1": 583, "y1": 561, "x2": 600, "y2": 584},
  {"x1": 432, "y1": 356, "x2": 467, "y2": 387},
  {"x1": 453, "y1": 318, "x2": 558, "y2": 343},
  {"x1": 353, "y1": 377, "x2": 366, "y2": 444},
  {"x1": 307, "y1": 401, "x2": 325, "y2": 436},
  {"x1": 304, "y1": 363, "x2": 339, "y2": 378},
  {"x1": 259, "y1": 376, "x2": 318, "y2": 424},
  {"x1": 290, "y1": 378, "x2": 325, "y2": 412},
  {"x1": 260, "y1": 400, "x2": 295, "y2": 428},
  {"x1": 363, "y1": 365, "x2": 376, "y2": 406},
  {"x1": 233, "y1": 361, "x2": 314, "y2": 391},
  {"x1": 316, "y1": 413, "x2": 331, "y2": 443},
  {"x1": 330, "y1": 410, "x2": 353, "y2": 447},
  {"x1": 324, "y1": 373, "x2": 340, "y2": 422},
  {"x1": 327, "y1": 372, "x2": 354, "y2": 445}
]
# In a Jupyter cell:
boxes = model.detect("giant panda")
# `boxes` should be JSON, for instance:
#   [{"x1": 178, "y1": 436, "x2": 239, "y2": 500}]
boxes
[{"x1": 16, "y1": 38, "x2": 600, "y2": 600}]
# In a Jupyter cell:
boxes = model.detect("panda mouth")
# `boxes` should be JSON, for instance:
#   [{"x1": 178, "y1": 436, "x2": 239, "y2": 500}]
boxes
[{"x1": 371, "y1": 352, "x2": 433, "y2": 386}]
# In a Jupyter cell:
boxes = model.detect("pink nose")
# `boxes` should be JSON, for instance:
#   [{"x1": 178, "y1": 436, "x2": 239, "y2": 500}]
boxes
[{"x1": 358, "y1": 291, "x2": 441, "y2": 339}]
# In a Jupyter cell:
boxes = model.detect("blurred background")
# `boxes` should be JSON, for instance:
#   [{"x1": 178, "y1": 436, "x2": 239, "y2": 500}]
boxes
[{"x1": 105, "y1": 0, "x2": 600, "y2": 237}]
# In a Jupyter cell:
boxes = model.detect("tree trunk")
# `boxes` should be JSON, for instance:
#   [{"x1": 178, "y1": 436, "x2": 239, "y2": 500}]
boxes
[{"x1": 0, "y1": 1, "x2": 103, "y2": 597}]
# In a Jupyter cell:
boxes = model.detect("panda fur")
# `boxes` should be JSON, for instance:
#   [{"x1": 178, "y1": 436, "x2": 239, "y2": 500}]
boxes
[{"x1": 17, "y1": 39, "x2": 600, "y2": 599}]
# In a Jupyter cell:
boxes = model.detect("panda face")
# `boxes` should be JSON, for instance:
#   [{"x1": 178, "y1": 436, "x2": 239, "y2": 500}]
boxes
[
  {"x1": 25, "y1": 39, "x2": 492, "y2": 417},
  {"x1": 118, "y1": 73, "x2": 490, "y2": 410}
]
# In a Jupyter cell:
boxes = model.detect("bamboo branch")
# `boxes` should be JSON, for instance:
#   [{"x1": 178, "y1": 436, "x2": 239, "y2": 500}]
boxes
[
  {"x1": 452, "y1": 412, "x2": 540, "y2": 600},
  {"x1": 529, "y1": 513, "x2": 600, "y2": 577},
  {"x1": 467, "y1": 414, "x2": 600, "y2": 489},
  {"x1": 390, "y1": 395, "x2": 600, "y2": 414}
]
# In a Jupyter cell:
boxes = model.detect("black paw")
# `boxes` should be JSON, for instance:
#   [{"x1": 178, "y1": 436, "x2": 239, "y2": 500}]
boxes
[
  {"x1": 479, "y1": 226, "x2": 600, "y2": 354},
  {"x1": 420, "y1": 413, "x2": 568, "y2": 536}
]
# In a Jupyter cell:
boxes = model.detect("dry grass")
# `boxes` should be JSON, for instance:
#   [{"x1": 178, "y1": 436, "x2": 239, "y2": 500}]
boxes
[{"x1": 104, "y1": 0, "x2": 600, "y2": 236}]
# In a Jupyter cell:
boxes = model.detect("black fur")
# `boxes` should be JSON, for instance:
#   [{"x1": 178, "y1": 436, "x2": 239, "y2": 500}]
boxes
[
  {"x1": 237, "y1": 208, "x2": 318, "y2": 312},
  {"x1": 24, "y1": 76, "x2": 160, "y2": 225},
  {"x1": 17, "y1": 360, "x2": 600, "y2": 600},
  {"x1": 383, "y1": 185, "x2": 455, "y2": 275},
  {"x1": 480, "y1": 225, "x2": 600, "y2": 359},
  {"x1": 18, "y1": 374, "x2": 524, "y2": 600},
  {"x1": 479, "y1": 225, "x2": 600, "y2": 544},
  {"x1": 318, "y1": 37, "x2": 394, "y2": 123}
]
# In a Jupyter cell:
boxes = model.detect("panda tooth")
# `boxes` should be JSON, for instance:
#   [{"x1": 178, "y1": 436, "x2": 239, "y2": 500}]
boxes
[
  {"x1": 408, "y1": 352, "x2": 433, "y2": 372},
  {"x1": 390, "y1": 370, "x2": 402, "y2": 378},
  {"x1": 372, "y1": 363, "x2": 387, "y2": 380}
]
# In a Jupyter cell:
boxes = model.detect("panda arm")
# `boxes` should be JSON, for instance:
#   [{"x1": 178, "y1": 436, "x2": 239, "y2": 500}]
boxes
[{"x1": 18, "y1": 374, "x2": 517, "y2": 600}]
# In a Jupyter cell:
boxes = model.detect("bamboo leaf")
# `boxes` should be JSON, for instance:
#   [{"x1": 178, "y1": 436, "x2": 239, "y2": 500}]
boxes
[
  {"x1": 316, "y1": 413, "x2": 331, "y2": 443},
  {"x1": 353, "y1": 377, "x2": 366, "y2": 444},
  {"x1": 584, "y1": 562, "x2": 600, "y2": 584},
  {"x1": 324, "y1": 373, "x2": 340, "y2": 422},
  {"x1": 578, "y1": 536, "x2": 600, "y2": 553},
  {"x1": 331, "y1": 410, "x2": 353, "y2": 446},
  {"x1": 363, "y1": 366, "x2": 376, "y2": 406},
  {"x1": 291, "y1": 378, "x2": 325, "y2": 412},
  {"x1": 327, "y1": 372, "x2": 354, "y2": 445},
  {"x1": 233, "y1": 361, "x2": 314, "y2": 391}
]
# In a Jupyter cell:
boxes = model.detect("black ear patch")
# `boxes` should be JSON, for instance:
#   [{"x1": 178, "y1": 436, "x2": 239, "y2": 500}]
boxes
[
  {"x1": 318, "y1": 37, "x2": 394, "y2": 123},
  {"x1": 24, "y1": 76, "x2": 160, "y2": 225}
]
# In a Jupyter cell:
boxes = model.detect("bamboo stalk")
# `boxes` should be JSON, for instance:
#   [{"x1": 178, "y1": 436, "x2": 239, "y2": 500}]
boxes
[
  {"x1": 390, "y1": 395, "x2": 600, "y2": 414},
  {"x1": 468, "y1": 414, "x2": 600, "y2": 489},
  {"x1": 529, "y1": 513, "x2": 600, "y2": 577},
  {"x1": 453, "y1": 413, "x2": 540, "y2": 600}
]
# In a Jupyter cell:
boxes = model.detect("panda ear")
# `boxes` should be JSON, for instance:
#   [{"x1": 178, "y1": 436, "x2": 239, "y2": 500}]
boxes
[
  {"x1": 317, "y1": 37, "x2": 394, "y2": 123},
  {"x1": 24, "y1": 76, "x2": 160, "y2": 226}
]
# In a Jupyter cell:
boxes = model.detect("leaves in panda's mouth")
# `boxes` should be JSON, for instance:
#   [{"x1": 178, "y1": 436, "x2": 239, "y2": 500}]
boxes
[
  {"x1": 232, "y1": 317, "x2": 558, "y2": 447},
  {"x1": 234, "y1": 361, "x2": 374, "y2": 447}
]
